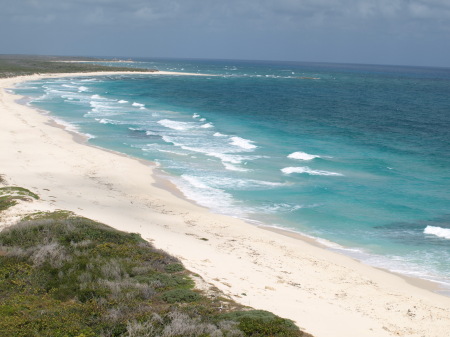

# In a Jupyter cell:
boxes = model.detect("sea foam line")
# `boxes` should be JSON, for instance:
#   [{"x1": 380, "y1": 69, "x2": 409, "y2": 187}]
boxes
[
  {"x1": 281, "y1": 166, "x2": 343, "y2": 176},
  {"x1": 158, "y1": 119, "x2": 196, "y2": 131},
  {"x1": 424, "y1": 226, "x2": 450, "y2": 239},
  {"x1": 229, "y1": 136, "x2": 257, "y2": 150},
  {"x1": 288, "y1": 151, "x2": 321, "y2": 161},
  {"x1": 132, "y1": 102, "x2": 145, "y2": 108}
]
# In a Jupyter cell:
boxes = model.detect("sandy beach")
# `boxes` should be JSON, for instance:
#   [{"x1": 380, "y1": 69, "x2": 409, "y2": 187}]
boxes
[{"x1": 1, "y1": 72, "x2": 450, "y2": 337}]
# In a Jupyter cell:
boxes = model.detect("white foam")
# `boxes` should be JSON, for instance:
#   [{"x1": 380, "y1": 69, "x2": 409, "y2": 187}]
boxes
[
  {"x1": 200, "y1": 123, "x2": 214, "y2": 128},
  {"x1": 132, "y1": 102, "x2": 145, "y2": 108},
  {"x1": 229, "y1": 136, "x2": 257, "y2": 150},
  {"x1": 255, "y1": 203, "x2": 306, "y2": 214},
  {"x1": 223, "y1": 163, "x2": 249, "y2": 172},
  {"x1": 281, "y1": 166, "x2": 343, "y2": 176},
  {"x1": 199, "y1": 118, "x2": 206, "y2": 122},
  {"x1": 91, "y1": 94, "x2": 102, "y2": 99},
  {"x1": 288, "y1": 151, "x2": 321, "y2": 161},
  {"x1": 88, "y1": 101, "x2": 124, "y2": 116},
  {"x1": 424, "y1": 226, "x2": 450, "y2": 239},
  {"x1": 214, "y1": 132, "x2": 227, "y2": 137},
  {"x1": 95, "y1": 118, "x2": 121, "y2": 125},
  {"x1": 118, "y1": 100, "x2": 128, "y2": 104},
  {"x1": 191, "y1": 175, "x2": 286, "y2": 190},
  {"x1": 193, "y1": 113, "x2": 200, "y2": 118},
  {"x1": 157, "y1": 149, "x2": 188, "y2": 156},
  {"x1": 158, "y1": 119, "x2": 195, "y2": 131},
  {"x1": 176, "y1": 175, "x2": 237, "y2": 215},
  {"x1": 51, "y1": 117, "x2": 95, "y2": 139},
  {"x1": 78, "y1": 86, "x2": 89, "y2": 92}
]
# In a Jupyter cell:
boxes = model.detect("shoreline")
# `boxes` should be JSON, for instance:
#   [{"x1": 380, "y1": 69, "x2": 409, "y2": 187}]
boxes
[
  {"x1": 2, "y1": 72, "x2": 450, "y2": 337},
  {"x1": 260, "y1": 225, "x2": 444, "y2": 294}
]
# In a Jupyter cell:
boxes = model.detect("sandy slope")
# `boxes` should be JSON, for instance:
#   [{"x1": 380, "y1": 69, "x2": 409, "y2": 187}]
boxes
[{"x1": 1, "y1": 73, "x2": 450, "y2": 337}]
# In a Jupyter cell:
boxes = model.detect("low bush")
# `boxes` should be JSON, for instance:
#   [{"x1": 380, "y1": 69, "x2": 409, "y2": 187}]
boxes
[
  {"x1": 0, "y1": 186, "x2": 39, "y2": 212},
  {"x1": 0, "y1": 210, "x2": 311, "y2": 336},
  {"x1": 164, "y1": 263, "x2": 184, "y2": 273},
  {"x1": 161, "y1": 289, "x2": 202, "y2": 303},
  {"x1": 221, "y1": 310, "x2": 308, "y2": 337}
]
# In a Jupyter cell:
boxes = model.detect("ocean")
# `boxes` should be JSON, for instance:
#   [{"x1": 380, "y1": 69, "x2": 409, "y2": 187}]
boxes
[{"x1": 14, "y1": 58, "x2": 450, "y2": 292}]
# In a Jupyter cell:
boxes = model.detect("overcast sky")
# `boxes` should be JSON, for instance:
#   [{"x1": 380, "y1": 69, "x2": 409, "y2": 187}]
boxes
[{"x1": 2, "y1": 0, "x2": 450, "y2": 67}]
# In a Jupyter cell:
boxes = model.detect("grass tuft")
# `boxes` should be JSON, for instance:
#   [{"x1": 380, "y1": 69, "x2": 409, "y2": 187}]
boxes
[{"x1": 0, "y1": 186, "x2": 39, "y2": 212}]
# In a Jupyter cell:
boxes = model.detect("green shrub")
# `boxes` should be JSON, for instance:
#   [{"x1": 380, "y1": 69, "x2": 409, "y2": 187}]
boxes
[
  {"x1": 221, "y1": 310, "x2": 304, "y2": 337},
  {"x1": 161, "y1": 289, "x2": 202, "y2": 303},
  {"x1": 0, "y1": 212, "x2": 143, "y2": 248},
  {"x1": 164, "y1": 263, "x2": 184, "y2": 273},
  {"x1": 0, "y1": 186, "x2": 39, "y2": 212},
  {"x1": 0, "y1": 186, "x2": 39, "y2": 200},
  {"x1": 0, "y1": 209, "x2": 310, "y2": 336},
  {"x1": 0, "y1": 197, "x2": 18, "y2": 212}
]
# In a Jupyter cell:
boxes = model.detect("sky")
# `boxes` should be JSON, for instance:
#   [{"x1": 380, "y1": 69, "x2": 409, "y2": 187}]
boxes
[{"x1": 1, "y1": 0, "x2": 450, "y2": 67}]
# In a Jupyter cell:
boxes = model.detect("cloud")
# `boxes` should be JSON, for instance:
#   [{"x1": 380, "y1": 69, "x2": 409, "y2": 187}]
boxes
[
  {"x1": 1, "y1": 0, "x2": 449, "y2": 66},
  {"x1": 3, "y1": 0, "x2": 450, "y2": 30}
]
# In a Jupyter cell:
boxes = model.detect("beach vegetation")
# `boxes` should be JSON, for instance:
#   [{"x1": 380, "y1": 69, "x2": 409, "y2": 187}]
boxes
[
  {"x1": 220, "y1": 310, "x2": 303, "y2": 336},
  {"x1": 0, "y1": 55, "x2": 154, "y2": 78},
  {"x1": 164, "y1": 262, "x2": 185, "y2": 273},
  {"x1": 0, "y1": 210, "x2": 312, "y2": 336},
  {"x1": 161, "y1": 289, "x2": 202, "y2": 303},
  {"x1": 0, "y1": 186, "x2": 39, "y2": 211}
]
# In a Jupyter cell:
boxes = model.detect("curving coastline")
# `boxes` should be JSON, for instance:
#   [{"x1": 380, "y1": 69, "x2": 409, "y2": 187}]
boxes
[{"x1": 1, "y1": 72, "x2": 450, "y2": 337}]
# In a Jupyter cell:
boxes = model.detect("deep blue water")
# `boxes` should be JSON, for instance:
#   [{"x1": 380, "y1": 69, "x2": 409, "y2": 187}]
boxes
[{"x1": 14, "y1": 58, "x2": 450, "y2": 290}]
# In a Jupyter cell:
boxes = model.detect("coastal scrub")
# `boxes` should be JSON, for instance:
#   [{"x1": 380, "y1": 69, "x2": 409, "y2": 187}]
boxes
[{"x1": 0, "y1": 210, "x2": 310, "y2": 336}]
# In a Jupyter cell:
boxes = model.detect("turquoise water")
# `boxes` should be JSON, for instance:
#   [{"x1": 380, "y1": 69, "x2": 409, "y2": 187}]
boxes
[{"x1": 15, "y1": 58, "x2": 450, "y2": 290}]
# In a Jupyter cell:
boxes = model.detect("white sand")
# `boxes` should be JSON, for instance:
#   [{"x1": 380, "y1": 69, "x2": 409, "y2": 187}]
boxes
[{"x1": 1, "y1": 72, "x2": 450, "y2": 337}]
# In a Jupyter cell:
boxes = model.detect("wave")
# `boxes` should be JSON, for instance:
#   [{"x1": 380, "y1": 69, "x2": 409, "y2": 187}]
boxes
[
  {"x1": 132, "y1": 102, "x2": 145, "y2": 108},
  {"x1": 161, "y1": 135, "x2": 260, "y2": 171},
  {"x1": 424, "y1": 226, "x2": 450, "y2": 239},
  {"x1": 252, "y1": 203, "x2": 307, "y2": 214},
  {"x1": 78, "y1": 86, "x2": 89, "y2": 92},
  {"x1": 200, "y1": 122, "x2": 214, "y2": 128},
  {"x1": 288, "y1": 151, "x2": 321, "y2": 161},
  {"x1": 157, "y1": 149, "x2": 189, "y2": 156},
  {"x1": 95, "y1": 118, "x2": 121, "y2": 125},
  {"x1": 51, "y1": 117, "x2": 95, "y2": 139},
  {"x1": 214, "y1": 132, "x2": 227, "y2": 137},
  {"x1": 229, "y1": 136, "x2": 257, "y2": 150},
  {"x1": 158, "y1": 119, "x2": 196, "y2": 131},
  {"x1": 186, "y1": 175, "x2": 286, "y2": 191},
  {"x1": 176, "y1": 175, "x2": 237, "y2": 215},
  {"x1": 281, "y1": 166, "x2": 343, "y2": 176},
  {"x1": 118, "y1": 100, "x2": 128, "y2": 104},
  {"x1": 193, "y1": 113, "x2": 200, "y2": 118},
  {"x1": 88, "y1": 101, "x2": 124, "y2": 116},
  {"x1": 223, "y1": 163, "x2": 249, "y2": 172}
]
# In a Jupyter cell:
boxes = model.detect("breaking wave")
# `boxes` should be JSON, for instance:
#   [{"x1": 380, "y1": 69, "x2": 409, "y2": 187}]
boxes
[
  {"x1": 424, "y1": 226, "x2": 450, "y2": 239},
  {"x1": 281, "y1": 166, "x2": 343, "y2": 176}
]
